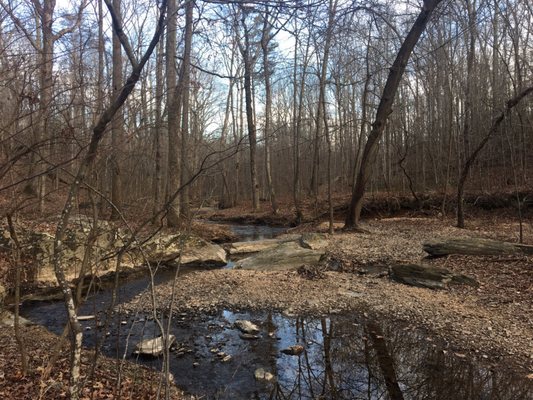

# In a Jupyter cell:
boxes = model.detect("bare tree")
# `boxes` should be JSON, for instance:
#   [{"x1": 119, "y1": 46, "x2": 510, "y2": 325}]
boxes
[
  {"x1": 110, "y1": 0, "x2": 124, "y2": 219},
  {"x1": 237, "y1": 5, "x2": 261, "y2": 211},
  {"x1": 52, "y1": 1, "x2": 167, "y2": 397},
  {"x1": 345, "y1": 0, "x2": 445, "y2": 229}
]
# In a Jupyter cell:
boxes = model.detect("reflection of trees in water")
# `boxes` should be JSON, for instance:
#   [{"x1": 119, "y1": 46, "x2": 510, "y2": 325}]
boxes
[{"x1": 268, "y1": 316, "x2": 532, "y2": 400}]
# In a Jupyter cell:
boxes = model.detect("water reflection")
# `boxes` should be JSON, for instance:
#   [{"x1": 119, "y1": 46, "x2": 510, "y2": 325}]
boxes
[
  {"x1": 226, "y1": 224, "x2": 286, "y2": 242},
  {"x1": 31, "y1": 310, "x2": 527, "y2": 399}
]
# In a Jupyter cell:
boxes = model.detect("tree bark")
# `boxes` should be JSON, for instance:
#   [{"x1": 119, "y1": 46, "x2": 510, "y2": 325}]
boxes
[
  {"x1": 179, "y1": 0, "x2": 194, "y2": 220},
  {"x1": 166, "y1": 0, "x2": 180, "y2": 226},
  {"x1": 261, "y1": 7, "x2": 278, "y2": 214},
  {"x1": 110, "y1": 0, "x2": 123, "y2": 219},
  {"x1": 152, "y1": 35, "x2": 164, "y2": 217},
  {"x1": 423, "y1": 237, "x2": 533, "y2": 257},
  {"x1": 320, "y1": 0, "x2": 337, "y2": 233},
  {"x1": 457, "y1": 0, "x2": 477, "y2": 228},
  {"x1": 344, "y1": 0, "x2": 444, "y2": 229},
  {"x1": 239, "y1": 10, "x2": 260, "y2": 211}
]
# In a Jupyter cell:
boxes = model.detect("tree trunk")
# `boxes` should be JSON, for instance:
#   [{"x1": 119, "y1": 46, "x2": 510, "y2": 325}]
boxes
[
  {"x1": 152, "y1": 36, "x2": 164, "y2": 217},
  {"x1": 457, "y1": 0, "x2": 477, "y2": 228},
  {"x1": 166, "y1": 0, "x2": 180, "y2": 226},
  {"x1": 239, "y1": 12, "x2": 260, "y2": 211},
  {"x1": 344, "y1": 0, "x2": 444, "y2": 229},
  {"x1": 110, "y1": 0, "x2": 123, "y2": 219},
  {"x1": 37, "y1": 0, "x2": 55, "y2": 211},
  {"x1": 6, "y1": 215, "x2": 29, "y2": 375},
  {"x1": 423, "y1": 238, "x2": 533, "y2": 257},
  {"x1": 179, "y1": 0, "x2": 194, "y2": 220},
  {"x1": 261, "y1": 8, "x2": 278, "y2": 214},
  {"x1": 320, "y1": 0, "x2": 337, "y2": 233}
]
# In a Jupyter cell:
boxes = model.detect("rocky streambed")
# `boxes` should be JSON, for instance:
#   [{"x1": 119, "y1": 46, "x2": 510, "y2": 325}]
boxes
[{"x1": 13, "y1": 220, "x2": 533, "y2": 399}]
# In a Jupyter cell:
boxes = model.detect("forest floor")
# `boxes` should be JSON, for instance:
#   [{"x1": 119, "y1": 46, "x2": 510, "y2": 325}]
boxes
[
  {"x1": 1, "y1": 191, "x2": 533, "y2": 397},
  {"x1": 0, "y1": 324, "x2": 187, "y2": 399},
  {"x1": 122, "y1": 214, "x2": 533, "y2": 382}
]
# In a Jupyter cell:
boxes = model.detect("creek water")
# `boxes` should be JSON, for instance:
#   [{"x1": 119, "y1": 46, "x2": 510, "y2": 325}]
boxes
[{"x1": 20, "y1": 224, "x2": 533, "y2": 399}]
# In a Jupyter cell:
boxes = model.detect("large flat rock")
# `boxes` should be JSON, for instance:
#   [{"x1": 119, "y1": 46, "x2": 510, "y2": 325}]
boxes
[
  {"x1": 233, "y1": 241, "x2": 324, "y2": 271},
  {"x1": 142, "y1": 233, "x2": 227, "y2": 267},
  {"x1": 0, "y1": 217, "x2": 227, "y2": 288},
  {"x1": 228, "y1": 234, "x2": 300, "y2": 255}
]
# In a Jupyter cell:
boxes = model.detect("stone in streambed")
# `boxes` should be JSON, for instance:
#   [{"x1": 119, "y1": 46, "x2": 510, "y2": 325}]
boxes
[
  {"x1": 299, "y1": 233, "x2": 329, "y2": 250},
  {"x1": 239, "y1": 333, "x2": 260, "y2": 340},
  {"x1": 234, "y1": 319, "x2": 260, "y2": 334},
  {"x1": 281, "y1": 345, "x2": 305, "y2": 356},
  {"x1": 133, "y1": 334, "x2": 176, "y2": 357},
  {"x1": 233, "y1": 241, "x2": 324, "y2": 271},
  {"x1": 254, "y1": 368, "x2": 275, "y2": 382},
  {"x1": 228, "y1": 235, "x2": 301, "y2": 256}
]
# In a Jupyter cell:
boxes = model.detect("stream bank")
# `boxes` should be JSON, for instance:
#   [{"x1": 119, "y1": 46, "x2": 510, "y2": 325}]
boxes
[{"x1": 14, "y1": 219, "x2": 533, "y2": 398}]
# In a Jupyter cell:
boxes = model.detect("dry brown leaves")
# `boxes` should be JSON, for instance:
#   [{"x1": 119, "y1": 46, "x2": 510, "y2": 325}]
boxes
[{"x1": 0, "y1": 325, "x2": 186, "y2": 400}]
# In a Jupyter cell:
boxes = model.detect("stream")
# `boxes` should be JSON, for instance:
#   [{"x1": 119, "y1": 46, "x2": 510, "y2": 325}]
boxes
[{"x1": 20, "y1": 223, "x2": 533, "y2": 399}]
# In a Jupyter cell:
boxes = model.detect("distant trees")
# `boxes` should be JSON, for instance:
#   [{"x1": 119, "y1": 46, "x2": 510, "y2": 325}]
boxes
[
  {"x1": 344, "y1": 0, "x2": 445, "y2": 229},
  {"x1": 1, "y1": 0, "x2": 533, "y2": 393},
  {"x1": 0, "y1": 0, "x2": 532, "y2": 226}
]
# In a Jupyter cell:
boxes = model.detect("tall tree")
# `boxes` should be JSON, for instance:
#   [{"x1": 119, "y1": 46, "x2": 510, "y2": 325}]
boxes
[
  {"x1": 179, "y1": 0, "x2": 194, "y2": 220},
  {"x1": 456, "y1": 0, "x2": 477, "y2": 228},
  {"x1": 261, "y1": 5, "x2": 278, "y2": 214},
  {"x1": 345, "y1": 0, "x2": 445, "y2": 229},
  {"x1": 237, "y1": 5, "x2": 260, "y2": 211},
  {"x1": 110, "y1": 0, "x2": 123, "y2": 219},
  {"x1": 166, "y1": 0, "x2": 180, "y2": 226},
  {"x1": 52, "y1": 2, "x2": 168, "y2": 397}
]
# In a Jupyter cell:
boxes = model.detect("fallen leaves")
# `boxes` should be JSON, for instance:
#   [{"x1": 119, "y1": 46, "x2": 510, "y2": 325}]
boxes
[{"x1": 0, "y1": 325, "x2": 187, "y2": 399}]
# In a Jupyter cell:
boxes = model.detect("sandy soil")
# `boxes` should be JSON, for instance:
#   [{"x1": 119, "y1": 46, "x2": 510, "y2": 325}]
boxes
[{"x1": 121, "y1": 217, "x2": 533, "y2": 378}]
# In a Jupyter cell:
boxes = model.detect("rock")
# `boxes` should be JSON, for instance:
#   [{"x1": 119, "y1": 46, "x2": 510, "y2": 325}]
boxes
[
  {"x1": 1, "y1": 219, "x2": 227, "y2": 289},
  {"x1": 228, "y1": 235, "x2": 301, "y2": 256},
  {"x1": 0, "y1": 311, "x2": 34, "y2": 327},
  {"x1": 254, "y1": 368, "x2": 275, "y2": 382},
  {"x1": 142, "y1": 233, "x2": 227, "y2": 267},
  {"x1": 389, "y1": 264, "x2": 478, "y2": 290},
  {"x1": 281, "y1": 345, "x2": 305, "y2": 356},
  {"x1": 234, "y1": 241, "x2": 324, "y2": 271},
  {"x1": 299, "y1": 233, "x2": 328, "y2": 250},
  {"x1": 239, "y1": 333, "x2": 260, "y2": 340},
  {"x1": 228, "y1": 238, "x2": 285, "y2": 255},
  {"x1": 235, "y1": 319, "x2": 260, "y2": 334},
  {"x1": 133, "y1": 334, "x2": 176, "y2": 357}
]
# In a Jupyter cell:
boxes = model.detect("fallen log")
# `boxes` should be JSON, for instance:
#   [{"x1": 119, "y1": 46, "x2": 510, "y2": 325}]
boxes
[
  {"x1": 389, "y1": 263, "x2": 478, "y2": 290},
  {"x1": 423, "y1": 238, "x2": 533, "y2": 257}
]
